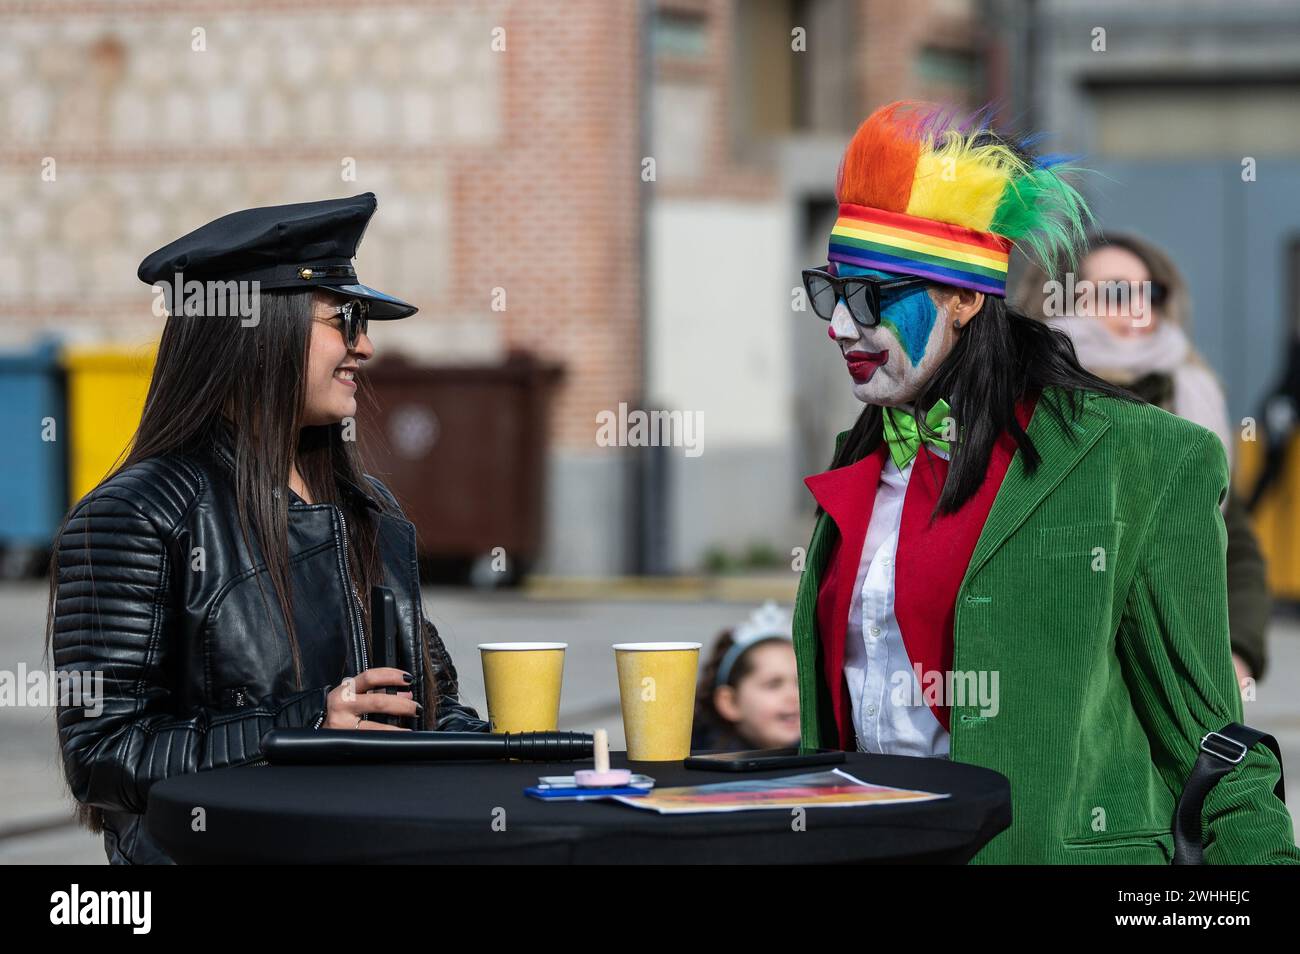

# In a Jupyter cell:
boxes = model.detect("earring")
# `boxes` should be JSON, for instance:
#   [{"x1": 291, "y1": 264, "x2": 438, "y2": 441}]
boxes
[{"x1": 953, "y1": 318, "x2": 963, "y2": 329}]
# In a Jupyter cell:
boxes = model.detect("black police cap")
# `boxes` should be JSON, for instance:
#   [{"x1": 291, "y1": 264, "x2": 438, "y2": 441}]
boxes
[{"x1": 137, "y1": 192, "x2": 417, "y2": 319}]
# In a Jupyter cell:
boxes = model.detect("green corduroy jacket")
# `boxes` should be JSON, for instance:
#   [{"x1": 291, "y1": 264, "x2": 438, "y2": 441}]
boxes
[{"x1": 794, "y1": 386, "x2": 1299, "y2": 864}]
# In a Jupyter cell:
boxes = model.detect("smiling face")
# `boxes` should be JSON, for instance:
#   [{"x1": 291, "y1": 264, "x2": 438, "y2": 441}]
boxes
[
  {"x1": 827, "y1": 263, "x2": 967, "y2": 406},
  {"x1": 1078, "y1": 245, "x2": 1160, "y2": 338},
  {"x1": 301, "y1": 291, "x2": 374, "y2": 426},
  {"x1": 713, "y1": 641, "x2": 801, "y2": 749}
]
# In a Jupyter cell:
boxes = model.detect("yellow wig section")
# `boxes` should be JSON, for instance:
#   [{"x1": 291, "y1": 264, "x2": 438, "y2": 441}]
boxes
[{"x1": 905, "y1": 131, "x2": 1033, "y2": 233}]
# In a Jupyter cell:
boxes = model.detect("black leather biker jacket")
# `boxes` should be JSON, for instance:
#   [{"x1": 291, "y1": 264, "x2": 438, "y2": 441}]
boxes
[{"x1": 51, "y1": 429, "x2": 487, "y2": 864}]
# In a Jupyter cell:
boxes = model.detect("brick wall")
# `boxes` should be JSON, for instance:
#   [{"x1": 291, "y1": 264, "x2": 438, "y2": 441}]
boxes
[
  {"x1": 0, "y1": 0, "x2": 643, "y2": 452},
  {"x1": 0, "y1": 0, "x2": 986, "y2": 490}
]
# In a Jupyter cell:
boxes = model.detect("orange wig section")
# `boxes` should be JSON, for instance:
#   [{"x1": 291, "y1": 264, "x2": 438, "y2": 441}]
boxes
[{"x1": 833, "y1": 102, "x2": 922, "y2": 213}]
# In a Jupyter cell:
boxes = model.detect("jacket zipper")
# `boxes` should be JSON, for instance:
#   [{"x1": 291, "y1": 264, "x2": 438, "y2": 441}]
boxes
[{"x1": 335, "y1": 506, "x2": 368, "y2": 673}]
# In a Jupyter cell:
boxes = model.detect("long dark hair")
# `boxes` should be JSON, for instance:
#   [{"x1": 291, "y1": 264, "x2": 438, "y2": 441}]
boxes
[
  {"x1": 45, "y1": 288, "x2": 441, "y2": 833},
  {"x1": 825, "y1": 294, "x2": 1141, "y2": 515}
]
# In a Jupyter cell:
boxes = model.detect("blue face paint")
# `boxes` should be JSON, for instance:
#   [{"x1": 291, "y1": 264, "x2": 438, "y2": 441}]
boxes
[{"x1": 835, "y1": 263, "x2": 937, "y2": 367}]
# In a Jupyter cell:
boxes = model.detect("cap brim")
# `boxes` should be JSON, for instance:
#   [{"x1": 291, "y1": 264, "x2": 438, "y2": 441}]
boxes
[{"x1": 319, "y1": 282, "x2": 418, "y2": 319}]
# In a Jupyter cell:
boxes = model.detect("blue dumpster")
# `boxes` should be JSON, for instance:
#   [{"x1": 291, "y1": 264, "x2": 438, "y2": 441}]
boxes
[{"x1": 0, "y1": 339, "x2": 67, "y2": 558}]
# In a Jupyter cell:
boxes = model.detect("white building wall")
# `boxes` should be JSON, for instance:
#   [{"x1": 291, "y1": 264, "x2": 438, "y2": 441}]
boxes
[{"x1": 647, "y1": 198, "x2": 802, "y2": 572}]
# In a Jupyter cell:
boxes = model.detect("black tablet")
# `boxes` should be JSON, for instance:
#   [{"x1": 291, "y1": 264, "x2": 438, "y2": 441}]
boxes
[{"x1": 684, "y1": 748, "x2": 846, "y2": 772}]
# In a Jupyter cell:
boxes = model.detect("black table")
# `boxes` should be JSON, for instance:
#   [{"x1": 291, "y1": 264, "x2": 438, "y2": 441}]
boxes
[{"x1": 145, "y1": 752, "x2": 1011, "y2": 863}]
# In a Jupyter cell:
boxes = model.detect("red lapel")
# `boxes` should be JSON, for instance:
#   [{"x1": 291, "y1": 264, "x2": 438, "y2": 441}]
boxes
[
  {"x1": 894, "y1": 446, "x2": 956, "y2": 730},
  {"x1": 804, "y1": 444, "x2": 887, "y2": 750},
  {"x1": 894, "y1": 391, "x2": 1040, "y2": 730}
]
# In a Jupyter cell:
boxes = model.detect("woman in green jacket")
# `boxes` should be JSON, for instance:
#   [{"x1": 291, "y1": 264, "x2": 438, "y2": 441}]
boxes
[{"x1": 794, "y1": 102, "x2": 1297, "y2": 864}]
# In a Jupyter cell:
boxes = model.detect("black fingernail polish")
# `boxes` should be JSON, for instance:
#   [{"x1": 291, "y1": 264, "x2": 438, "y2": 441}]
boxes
[
  {"x1": 414, "y1": 701, "x2": 424, "y2": 710},
  {"x1": 402, "y1": 672, "x2": 414, "y2": 684}
]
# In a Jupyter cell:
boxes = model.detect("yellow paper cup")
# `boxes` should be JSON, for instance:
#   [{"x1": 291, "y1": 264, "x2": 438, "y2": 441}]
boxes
[
  {"x1": 478, "y1": 642, "x2": 566, "y2": 733},
  {"x1": 613, "y1": 642, "x2": 702, "y2": 761}
]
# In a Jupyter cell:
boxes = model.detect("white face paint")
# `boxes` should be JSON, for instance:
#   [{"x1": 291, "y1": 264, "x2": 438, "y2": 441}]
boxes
[{"x1": 827, "y1": 264, "x2": 961, "y2": 407}]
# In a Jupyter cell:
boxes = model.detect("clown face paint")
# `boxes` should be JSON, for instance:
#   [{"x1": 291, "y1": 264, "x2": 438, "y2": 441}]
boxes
[{"x1": 826, "y1": 263, "x2": 959, "y2": 406}]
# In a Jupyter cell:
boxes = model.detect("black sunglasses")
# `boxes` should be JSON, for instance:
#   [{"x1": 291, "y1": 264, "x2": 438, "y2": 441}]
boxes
[
  {"x1": 314, "y1": 298, "x2": 370, "y2": 349},
  {"x1": 802, "y1": 267, "x2": 928, "y2": 328},
  {"x1": 1078, "y1": 279, "x2": 1168, "y2": 310}
]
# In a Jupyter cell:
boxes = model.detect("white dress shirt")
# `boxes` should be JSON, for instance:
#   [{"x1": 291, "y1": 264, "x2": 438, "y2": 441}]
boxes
[{"x1": 844, "y1": 415, "x2": 951, "y2": 759}]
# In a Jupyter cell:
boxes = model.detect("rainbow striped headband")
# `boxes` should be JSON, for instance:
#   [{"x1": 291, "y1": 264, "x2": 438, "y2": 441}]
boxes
[{"x1": 828, "y1": 203, "x2": 1013, "y2": 297}]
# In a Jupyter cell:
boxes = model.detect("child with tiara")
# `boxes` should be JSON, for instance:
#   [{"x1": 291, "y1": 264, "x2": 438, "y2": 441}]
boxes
[{"x1": 693, "y1": 601, "x2": 801, "y2": 753}]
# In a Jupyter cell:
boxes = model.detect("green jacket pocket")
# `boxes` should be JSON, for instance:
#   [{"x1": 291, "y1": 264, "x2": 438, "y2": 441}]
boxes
[
  {"x1": 1037, "y1": 521, "x2": 1125, "y2": 561},
  {"x1": 1063, "y1": 828, "x2": 1174, "y2": 863}
]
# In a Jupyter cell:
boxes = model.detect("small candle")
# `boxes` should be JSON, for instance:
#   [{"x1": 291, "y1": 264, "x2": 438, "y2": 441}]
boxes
[{"x1": 573, "y1": 728, "x2": 632, "y2": 788}]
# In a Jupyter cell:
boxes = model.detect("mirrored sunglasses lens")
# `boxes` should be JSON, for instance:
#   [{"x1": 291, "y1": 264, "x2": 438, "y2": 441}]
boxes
[
  {"x1": 343, "y1": 301, "x2": 368, "y2": 346},
  {"x1": 844, "y1": 282, "x2": 875, "y2": 325},
  {"x1": 805, "y1": 275, "x2": 837, "y2": 319}
]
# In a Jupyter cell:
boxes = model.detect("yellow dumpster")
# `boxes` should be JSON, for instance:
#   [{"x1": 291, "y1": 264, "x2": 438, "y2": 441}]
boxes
[
  {"x1": 1236, "y1": 434, "x2": 1300, "y2": 601},
  {"x1": 64, "y1": 345, "x2": 157, "y2": 506}
]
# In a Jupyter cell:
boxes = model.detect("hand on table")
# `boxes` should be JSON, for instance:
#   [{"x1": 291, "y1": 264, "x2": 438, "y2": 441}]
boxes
[
  {"x1": 323, "y1": 667, "x2": 421, "y2": 730},
  {"x1": 1232, "y1": 653, "x2": 1254, "y2": 695}
]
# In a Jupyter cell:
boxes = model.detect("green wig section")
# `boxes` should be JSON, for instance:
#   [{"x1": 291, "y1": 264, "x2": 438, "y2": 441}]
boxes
[{"x1": 989, "y1": 161, "x2": 1095, "y2": 272}]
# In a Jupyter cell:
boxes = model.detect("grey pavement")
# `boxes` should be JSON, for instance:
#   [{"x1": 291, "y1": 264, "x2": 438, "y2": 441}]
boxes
[{"x1": 2, "y1": 580, "x2": 1298, "y2": 863}]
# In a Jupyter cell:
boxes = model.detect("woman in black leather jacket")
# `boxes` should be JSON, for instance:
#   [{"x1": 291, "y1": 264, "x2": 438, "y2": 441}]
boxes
[{"x1": 46, "y1": 195, "x2": 488, "y2": 864}]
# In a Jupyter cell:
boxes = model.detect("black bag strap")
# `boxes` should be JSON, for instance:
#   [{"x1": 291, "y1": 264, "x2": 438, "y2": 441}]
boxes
[{"x1": 1172, "y1": 722, "x2": 1286, "y2": 865}]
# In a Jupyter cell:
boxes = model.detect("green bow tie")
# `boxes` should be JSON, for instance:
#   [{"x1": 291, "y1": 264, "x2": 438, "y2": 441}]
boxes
[{"x1": 882, "y1": 398, "x2": 953, "y2": 470}]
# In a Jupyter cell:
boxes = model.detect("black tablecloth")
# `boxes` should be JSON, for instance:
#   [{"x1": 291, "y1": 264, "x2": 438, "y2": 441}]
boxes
[{"x1": 145, "y1": 752, "x2": 1011, "y2": 863}]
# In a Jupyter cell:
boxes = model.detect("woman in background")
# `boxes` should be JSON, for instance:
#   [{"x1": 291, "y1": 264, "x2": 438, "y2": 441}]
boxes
[{"x1": 1014, "y1": 232, "x2": 1269, "y2": 686}]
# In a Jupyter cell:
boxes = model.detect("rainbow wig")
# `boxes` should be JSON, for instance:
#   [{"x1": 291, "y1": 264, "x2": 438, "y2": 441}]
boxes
[{"x1": 828, "y1": 102, "x2": 1092, "y2": 297}]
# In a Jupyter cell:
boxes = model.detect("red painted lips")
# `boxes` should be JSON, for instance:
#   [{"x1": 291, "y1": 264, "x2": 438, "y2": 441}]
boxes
[{"x1": 845, "y1": 349, "x2": 888, "y2": 382}]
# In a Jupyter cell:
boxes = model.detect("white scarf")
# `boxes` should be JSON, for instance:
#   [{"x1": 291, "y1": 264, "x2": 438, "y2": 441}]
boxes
[{"x1": 1047, "y1": 315, "x2": 1188, "y2": 378}]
